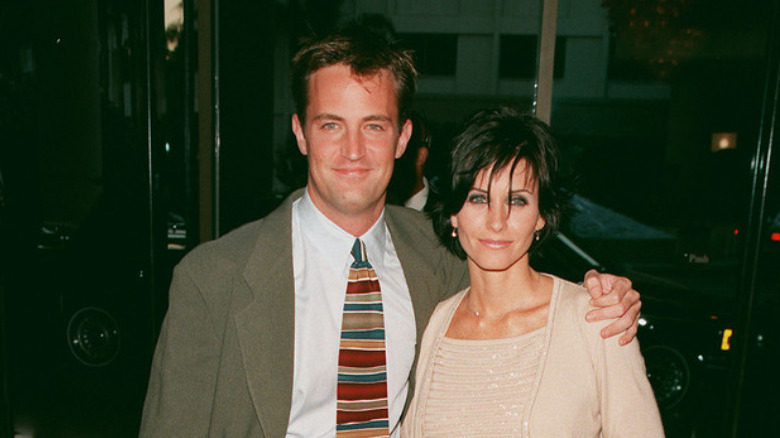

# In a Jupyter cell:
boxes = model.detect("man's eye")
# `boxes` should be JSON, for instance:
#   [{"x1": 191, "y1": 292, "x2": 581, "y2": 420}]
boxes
[
  {"x1": 365, "y1": 123, "x2": 385, "y2": 131},
  {"x1": 321, "y1": 122, "x2": 338, "y2": 130},
  {"x1": 467, "y1": 193, "x2": 487, "y2": 204}
]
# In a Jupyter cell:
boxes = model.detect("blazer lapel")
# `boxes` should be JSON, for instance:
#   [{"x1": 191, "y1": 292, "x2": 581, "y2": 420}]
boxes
[{"x1": 235, "y1": 192, "x2": 300, "y2": 437}]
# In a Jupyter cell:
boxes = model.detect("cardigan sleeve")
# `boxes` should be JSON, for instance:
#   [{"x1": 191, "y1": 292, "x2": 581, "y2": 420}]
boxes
[{"x1": 576, "y1": 294, "x2": 666, "y2": 437}]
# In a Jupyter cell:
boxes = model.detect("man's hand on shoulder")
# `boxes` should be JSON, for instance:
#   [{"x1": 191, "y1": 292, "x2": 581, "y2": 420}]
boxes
[{"x1": 582, "y1": 269, "x2": 641, "y2": 346}]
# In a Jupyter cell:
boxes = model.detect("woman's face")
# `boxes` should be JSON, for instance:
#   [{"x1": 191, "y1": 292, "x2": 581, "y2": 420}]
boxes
[{"x1": 451, "y1": 161, "x2": 546, "y2": 273}]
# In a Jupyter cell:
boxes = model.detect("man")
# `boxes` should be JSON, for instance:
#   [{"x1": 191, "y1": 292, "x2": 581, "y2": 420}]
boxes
[{"x1": 140, "y1": 24, "x2": 640, "y2": 437}]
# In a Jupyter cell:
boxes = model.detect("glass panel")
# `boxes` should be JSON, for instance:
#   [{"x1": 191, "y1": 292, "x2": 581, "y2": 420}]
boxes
[
  {"x1": 214, "y1": 0, "x2": 276, "y2": 234},
  {"x1": 0, "y1": 0, "x2": 168, "y2": 435},
  {"x1": 159, "y1": 0, "x2": 196, "y2": 253},
  {"x1": 550, "y1": 0, "x2": 773, "y2": 436},
  {"x1": 748, "y1": 119, "x2": 780, "y2": 435}
]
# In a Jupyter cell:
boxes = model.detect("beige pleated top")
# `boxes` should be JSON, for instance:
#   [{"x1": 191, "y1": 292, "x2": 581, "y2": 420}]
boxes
[{"x1": 423, "y1": 329, "x2": 545, "y2": 436}]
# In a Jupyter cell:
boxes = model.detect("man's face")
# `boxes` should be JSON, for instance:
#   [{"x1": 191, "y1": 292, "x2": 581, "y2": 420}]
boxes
[{"x1": 292, "y1": 64, "x2": 412, "y2": 233}]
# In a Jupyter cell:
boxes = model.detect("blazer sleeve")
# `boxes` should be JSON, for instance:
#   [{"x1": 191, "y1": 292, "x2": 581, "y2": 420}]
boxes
[
  {"x1": 139, "y1": 263, "x2": 222, "y2": 437},
  {"x1": 579, "y1": 297, "x2": 666, "y2": 438}
]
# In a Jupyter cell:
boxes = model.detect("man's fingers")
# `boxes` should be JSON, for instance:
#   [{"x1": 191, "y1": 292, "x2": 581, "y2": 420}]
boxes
[
  {"x1": 597, "y1": 301, "x2": 642, "y2": 340},
  {"x1": 589, "y1": 290, "x2": 622, "y2": 307},
  {"x1": 583, "y1": 271, "x2": 642, "y2": 342},
  {"x1": 590, "y1": 283, "x2": 638, "y2": 308},
  {"x1": 619, "y1": 323, "x2": 639, "y2": 346},
  {"x1": 586, "y1": 303, "x2": 625, "y2": 322},
  {"x1": 599, "y1": 276, "x2": 633, "y2": 300},
  {"x1": 583, "y1": 269, "x2": 605, "y2": 299},
  {"x1": 613, "y1": 276, "x2": 633, "y2": 297}
]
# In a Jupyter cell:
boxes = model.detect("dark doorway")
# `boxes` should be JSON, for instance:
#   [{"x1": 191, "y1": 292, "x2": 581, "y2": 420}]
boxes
[{"x1": 0, "y1": 0, "x2": 167, "y2": 435}]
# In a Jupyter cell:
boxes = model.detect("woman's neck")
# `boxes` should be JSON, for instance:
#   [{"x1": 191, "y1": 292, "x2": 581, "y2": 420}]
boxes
[{"x1": 466, "y1": 261, "x2": 544, "y2": 318}]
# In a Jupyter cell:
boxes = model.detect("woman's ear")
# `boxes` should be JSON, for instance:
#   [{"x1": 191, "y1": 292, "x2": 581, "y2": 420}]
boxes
[
  {"x1": 535, "y1": 215, "x2": 546, "y2": 231},
  {"x1": 450, "y1": 215, "x2": 459, "y2": 229}
]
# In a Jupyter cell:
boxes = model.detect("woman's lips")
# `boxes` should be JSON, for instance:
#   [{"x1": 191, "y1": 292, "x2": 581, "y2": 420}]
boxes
[{"x1": 479, "y1": 239, "x2": 511, "y2": 249}]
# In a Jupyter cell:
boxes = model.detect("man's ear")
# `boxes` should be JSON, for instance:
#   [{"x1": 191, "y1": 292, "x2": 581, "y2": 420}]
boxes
[
  {"x1": 395, "y1": 118, "x2": 413, "y2": 159},
  {"x1": 291, "y1": 114, "x2": 308, "y2": 155}
]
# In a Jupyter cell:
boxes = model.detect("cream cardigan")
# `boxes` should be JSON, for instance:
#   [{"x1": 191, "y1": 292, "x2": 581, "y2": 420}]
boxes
[{"x1": 401, "y1": 276, "x2": 665, "y2": 437}]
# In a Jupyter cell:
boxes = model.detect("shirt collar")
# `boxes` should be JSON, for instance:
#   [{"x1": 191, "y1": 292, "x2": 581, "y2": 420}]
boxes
[{"x1": 298, "y1": 189, "x2": 387, "y2": 273}]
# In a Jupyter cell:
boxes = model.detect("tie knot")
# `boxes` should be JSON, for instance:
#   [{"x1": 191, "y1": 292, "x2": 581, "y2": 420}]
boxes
[{"x1": 351, "y1": 238, "x2": 368, "y2": 265}]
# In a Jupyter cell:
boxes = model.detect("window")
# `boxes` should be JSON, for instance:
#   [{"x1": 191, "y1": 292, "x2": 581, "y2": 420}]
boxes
[
  {"x1": 398, "y1": 33, "x2": 457, "y2": 76},
  {"x1": 500, "y1": 35, "x2": 566, "y2": 79}
]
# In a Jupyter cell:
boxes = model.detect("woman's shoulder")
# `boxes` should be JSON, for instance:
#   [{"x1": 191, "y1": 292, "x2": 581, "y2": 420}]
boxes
[
  {"x1": 549, "y1": 275, "x2": 614, "y2": 334},
  {"x1": 551, "y1": 275, "x2": 590, "y2": 310}
]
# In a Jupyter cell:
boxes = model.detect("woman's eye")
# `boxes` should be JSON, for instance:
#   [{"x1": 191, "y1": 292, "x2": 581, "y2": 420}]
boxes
[
  {"x1": 510, "y1": 195, "x2": 528, "y2": 206},
  {"x1": 467, "y1": 193, "x2": 487, "y2": 204}
]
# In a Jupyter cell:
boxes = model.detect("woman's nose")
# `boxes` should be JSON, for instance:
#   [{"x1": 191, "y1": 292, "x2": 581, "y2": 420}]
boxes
[{"x1": 487, "y1": 204, "x2": 508, "y2": 232}]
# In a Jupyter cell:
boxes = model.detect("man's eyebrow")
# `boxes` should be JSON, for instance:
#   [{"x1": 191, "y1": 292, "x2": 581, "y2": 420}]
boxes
[
  {"x1": 309, "y1": 114, "x2": 392, "y2": 123},
  {"x1": 311, "y1": 113, "x2": 344, "y2": 122},
  {"x1": 363, "y1": 114, "x2": 392, "y2": 122}
]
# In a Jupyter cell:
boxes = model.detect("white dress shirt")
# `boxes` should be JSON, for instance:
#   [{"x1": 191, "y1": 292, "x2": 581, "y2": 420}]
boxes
[
  {"x1": 286, "y1": 191, "x2": 417, "y2": 437},
  {"x1": 403, "y1": 177, "x2": 429, "y2": 211}
]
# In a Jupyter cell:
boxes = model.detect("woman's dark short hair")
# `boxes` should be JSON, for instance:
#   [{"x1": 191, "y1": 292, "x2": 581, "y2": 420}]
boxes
[
  {"x1": 429, "y1": 106, "x2": 566, "y2": 259},
  {"x1": 291, "y1": 22, "x2": 417, "y2": 127}
]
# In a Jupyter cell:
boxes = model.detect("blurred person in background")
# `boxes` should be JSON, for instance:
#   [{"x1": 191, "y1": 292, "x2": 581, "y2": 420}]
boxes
[{"x1": 387, "y1": 112, "x2": 432, "y2": 211}]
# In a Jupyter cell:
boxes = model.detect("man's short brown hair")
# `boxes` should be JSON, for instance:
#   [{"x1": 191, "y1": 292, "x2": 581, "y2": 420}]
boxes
[{"x1": 291, "y1": 23, "x2": 417, "y2": 127}]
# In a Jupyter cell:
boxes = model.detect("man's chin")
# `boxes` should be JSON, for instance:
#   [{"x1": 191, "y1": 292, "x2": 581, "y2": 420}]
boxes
[
  {"x1": 334, "y1": 190, "x2": 387, "y2": 211},
  {"x1": 336, "y1": 195, "x2": 379, "y2": 212},
  {"x1": 308, "y1": 183, "x2": 387, "y2": 214}
]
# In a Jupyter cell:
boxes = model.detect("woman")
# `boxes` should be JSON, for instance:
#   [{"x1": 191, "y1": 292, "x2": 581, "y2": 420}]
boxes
[{"x1": 401, "y1": 107, "x2": 664, "y2": 437}]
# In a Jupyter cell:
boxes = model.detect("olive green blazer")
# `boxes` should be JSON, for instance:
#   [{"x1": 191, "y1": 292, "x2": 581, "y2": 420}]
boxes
[{"x1": 140, "y1": 190, "x2": 468, "y2": 437}]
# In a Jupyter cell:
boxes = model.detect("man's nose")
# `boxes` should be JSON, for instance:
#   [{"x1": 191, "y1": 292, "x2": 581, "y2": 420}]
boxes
[{"x1": 341, "y1": 129, "x2": 365, "y2": 160}]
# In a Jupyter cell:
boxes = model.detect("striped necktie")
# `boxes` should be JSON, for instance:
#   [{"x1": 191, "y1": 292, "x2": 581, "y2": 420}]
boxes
[{"x1": 336, "y1": 238, "x2": 390, "y2": 437}]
